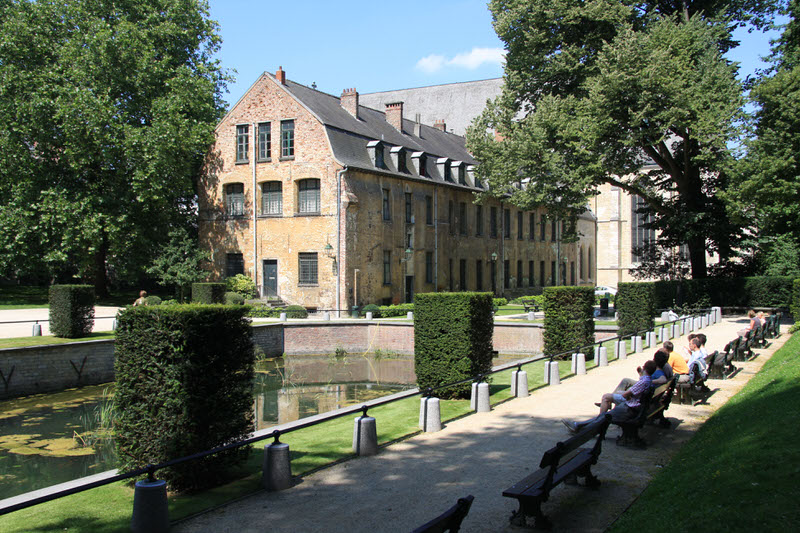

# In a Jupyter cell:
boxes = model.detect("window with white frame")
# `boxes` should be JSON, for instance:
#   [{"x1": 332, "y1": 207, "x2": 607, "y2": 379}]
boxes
[
  {"x1": 226, "y1": 183, "x2": 245, "y2": 217},
  {"x1": 261, "y1": 181, "x2": 282, "y2": 215},
  {"x1": 281, "y1": 120, "x2": 294, "y2": 158},
  {"x1": 298, "y1": 179, "x2": 320, "y2": 214},
  {"x1": 257, "y1": 122, "x2": 271, "y2": 161}
]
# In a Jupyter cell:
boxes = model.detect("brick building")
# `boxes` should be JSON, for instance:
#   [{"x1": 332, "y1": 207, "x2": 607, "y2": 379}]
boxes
[{"x1": 199, "y1": 68, "x2": 595, "y2": 311}]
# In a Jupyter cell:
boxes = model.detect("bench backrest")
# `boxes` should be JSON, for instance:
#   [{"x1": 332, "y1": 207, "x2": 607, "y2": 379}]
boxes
[
  {"x1": 540, "y1": 414, "x2": 611, "y2": 469},
  {"x1": 411, "y1": 495, "x2": 475, "y2": 533}
]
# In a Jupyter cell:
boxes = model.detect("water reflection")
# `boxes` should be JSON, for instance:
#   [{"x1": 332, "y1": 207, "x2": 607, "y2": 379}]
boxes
[{"x1": 0, "y1": 355, "x2": 415, "y2": 500}]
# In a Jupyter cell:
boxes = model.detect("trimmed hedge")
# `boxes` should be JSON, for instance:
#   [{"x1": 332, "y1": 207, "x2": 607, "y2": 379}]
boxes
[
  {"x1": 653, "y1": 276, "x2": 794, "y2": 309},
  {"x1": 414, "y1": 292, "x2": 494, "y2": 399},
  {"x1": 284, "y1": 304, "x2": 308, "y2": 318},
  {"x1": 617, "y1": 282, "x2": 656, "y2": 336},
  {"x1": 192, "y1": 282, "x2": 226, "y2": 304},
  {"x1": 225, "y1": 291, "x2": 245, "y2": 305},
  {"x1": 114, "y1": 305, "x2": 254, "y2": 492},
  {"x1": 379, "y1": 303, "x2": 414, "y2": 317},
  {"x1": 49, "y1": 285, "x2": 95, "y2": 338},
  {"x1": 144, "y1": 295, "x2": 162, "y2": 306},
  {"x1": 360, "y1": 303, "x2": 381, "y2": 317},
  {"x1": 543, "y1": 286, "x2": 595, "y2": 356},
  {"x1": 792, "y1": 279, "x2": 800, "y2": 319}
]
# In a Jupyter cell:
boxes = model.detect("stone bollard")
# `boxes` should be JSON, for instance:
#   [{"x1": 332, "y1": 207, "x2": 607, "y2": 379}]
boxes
[
  {"x1": 543, "y1": 361, "x2": 552, "y2": 384},
  {"x1": 713, "y1": 306, "x2": 722, "y2": 323},
  {"x1": 419, "y1": 396, "x2": 442, "y2": 432},
  {"x1": 659, "y1": 326, "x2": 668, "y2": 341},
  {"x1": 548, "y1": 361, "x2": 561, "y2": 385},
  {"x1": 575, "y1": 353, "x2": 586, "y2": 375},
  {"x1": 407, "y1": 311, "x2": 413, "y2": 320},
  {"x1": 353, "y1": 409, "x2": 378, "y2": 456},
  {"x1": 112, "y1": 318, "x2": 117, "y2": 331},
  {"x1": 262, "y1": 433, "x2": 292, "y2": 491},
  {"x1": 323, "y1": 311, "x2": 331, "y2": 321},
  {"x1": 617, "y1": 340, "x2": 628, "y2": 360},
  {"x1": 660, "y1": 311, "x2": 671, "y2": 322},
  {"x1": 571, "y1": 354, "x2": 578, "y2": 374},
  {"x1": 528, "y1": 311, "x2": 535, "y2": 321},
  {"x1": 671, "y1": 323, "x2": 680, "y2": 339},
  {"x1": 633, "y1": 335, "x2": 643, "y2": 353},
  {"x1": 512, "y1": 369, "x2": 529, "y2": 397},
  {"x1": 131, "y1": 477, "x2": 169, "y2": 533},
  {"x1": 32, "y1": 323, "x2": 42, "y2": 336},
  {"x1": 473, "y1": 381, "x2": 490, "y2": 412},
  {"x1": 366, "y1": 311, "x2": 373, "y2": 320},
  {"x1": 470, "y1": 382, "x2": 478, "y2": 409},
  {"x1": 613, "y1": 340, "x2": 620, "y2": 359},
  {"x1": 650, "y1": 331, "x2": 658, "y2": 347},
  {"x1": 280, "y1": 312, "x2": 287, "y2": 322},
  {"x1": 598, "y1": 347, "x2": 608, "y2": 367}
]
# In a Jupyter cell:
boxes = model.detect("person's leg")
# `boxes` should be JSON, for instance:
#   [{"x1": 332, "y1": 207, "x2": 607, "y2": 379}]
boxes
[{"x1": 615, "y1": 377, "x2": 637, "y2": 392}]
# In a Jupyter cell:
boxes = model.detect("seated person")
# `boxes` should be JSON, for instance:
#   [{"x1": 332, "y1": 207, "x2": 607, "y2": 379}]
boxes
[
  {"x1": 563, "y1": 360, "x2": 656, "y2": 433},
  {"x1": 652, "y1": 350, "x2": 673, "y2": 383},
  {"x1": 687, "y1": 337, "x2": 708, "y2": 382},
  {"x1": 664, "y1": 340, "x2": 689, "y2": 376},
  {"x1": 738, "y1": 310, "x2": 761, "y2": 337}
]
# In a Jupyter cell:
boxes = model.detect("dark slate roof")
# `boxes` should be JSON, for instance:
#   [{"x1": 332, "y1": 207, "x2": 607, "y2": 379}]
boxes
[{"x1": 268, "y1": 73, "x2": 477, "y2": 174}]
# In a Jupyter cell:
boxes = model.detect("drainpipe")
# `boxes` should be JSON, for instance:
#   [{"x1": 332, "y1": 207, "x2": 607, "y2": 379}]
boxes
[
  {"x1": 336, "y1": 167, "x2": 348, "y2": 318},
  {"x1": 434, "y1": 185, "x2": 439, "y2": 290},
  {"x1": 252, "y1": 122, "x2": 258, "y2": 294}
]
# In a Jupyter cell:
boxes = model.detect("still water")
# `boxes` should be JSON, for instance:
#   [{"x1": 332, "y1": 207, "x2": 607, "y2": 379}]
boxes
[{"x1": 0, "y1": 354, "x2": 415, "y2": 500}]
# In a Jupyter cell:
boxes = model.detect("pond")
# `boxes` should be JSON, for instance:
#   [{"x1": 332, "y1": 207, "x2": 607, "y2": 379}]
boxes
[{"x1": 0, "y1": 354, "x2": 416, "y2": 501}]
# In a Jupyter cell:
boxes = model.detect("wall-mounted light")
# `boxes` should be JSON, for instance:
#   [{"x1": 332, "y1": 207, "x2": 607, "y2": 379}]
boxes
[
  {"x1": 323, "y1": 243, "x2": 335, "y2": 260},
  {"x1": 490, "y1": 252, "x2": 498, "y2": 263}
]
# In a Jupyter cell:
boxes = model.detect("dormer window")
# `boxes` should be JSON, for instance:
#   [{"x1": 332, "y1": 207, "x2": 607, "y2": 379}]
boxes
[
  {"x1": 390, "y1": 146, "x2": 408, "y2": 173},
  {"x1": 468, "y1": 165, "x2": 481, "y2": 188},
  {"x1": 411, "y1": 151, "x2": 427, "y2": 177},
  {"x1": 436, "y1": 158, "x2": 452, "y2": 182},
  {"x1": 367, "y1": 140, "x2": 386, "y2": 170}
]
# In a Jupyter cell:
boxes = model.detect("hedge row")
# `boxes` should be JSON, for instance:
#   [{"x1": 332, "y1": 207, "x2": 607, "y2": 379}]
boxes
[
  {"x1": 414, "y1": 292, "x2": 494, "y2": 399},
  {"x1": 653, "y1": 277, "x2": 794, "y2": 309},
  {"x1": 192, "y1": 282, "x2": 226, "y2": 304},
  {"x1": 617, "y1": 282, "x2": 656, "y2": 336},
  {"x1": 793, "y1": 279, "x2": 800, "y2": 319},
  {"x1": 246, "y1": 304, "x2": 308, "y2": 318},
  {"x1": 542, "y1": 286, "x2": 595, "y2": 356},
  {"x1": 114, "y1": 305, "x2": 255, "y2": 492},
  {"x1": 49, "y1": 285, "x2": 95, "y2": 338}
]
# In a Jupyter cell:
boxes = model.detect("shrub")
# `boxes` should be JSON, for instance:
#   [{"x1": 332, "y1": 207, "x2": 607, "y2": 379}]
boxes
[
  {"x1": 652, "y1": 277, "x2": 794, "y2": 309},
  {"x1": 225, "y1": 274, "x2": 257, "y2": 299},
  {"x1": 114, "y1": 305, "x2": 254, "y2": 492},
  {"x1": 144, "y1": 295, "x2": 162, "y2": 306},
  {"x1": 616, "y1": 282, "x2": 656, "y2": 336},
  {"x1": 225, "y1": 291, "x2": 245, "y2": 305},
  {"x1": 512, "y1": 294, "x2": 545, "y2": 306},
  {"x1": 161, "y1": 299, "x2": 178, "y2": 306},
  {"x1": 378, "y1": 303, "x2": 414, "y2": 317},
  {"x1": 414, "y1": 292, "x2": 494, "y2": 399},
  {"x1": 543, "y1": 286, "x2": 594, "y2": 357},
  {"x1": 284, "y1": 304, "x2": 308, "y2": 319},
  {"x1": 493, "y1": 297, "x2": 508, "y2": 307},
  {"x1": 792, "y1": 279, "x2": 800, "y2": 320},
  {"x1": 246, "y1": 305, "x2": 282, "y2": 318},
  {"x1": 192, "y1": 282, "x2": 226, "y2": 304},
  {"x1": 360, "y1": 303, "x2": 381, "y2": 318},
  {"x1": 49, "y1": 285, "x2": 95, "y2": 338}
]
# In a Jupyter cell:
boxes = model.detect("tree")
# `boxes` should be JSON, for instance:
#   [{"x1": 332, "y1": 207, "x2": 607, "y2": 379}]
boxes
[
  {"x1": 467, "y1": 0, "x2": 782, "y2": 279},
  {"x1": 147, "y1": 226, "x2": 210, "y2": 302},
  {"x1": 0, "y1": 0, "x2": 228, "y2": 295}
]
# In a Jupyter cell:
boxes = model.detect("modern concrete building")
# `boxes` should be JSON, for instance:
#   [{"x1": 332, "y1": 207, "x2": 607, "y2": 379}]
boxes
[{"x1": 198, "y1": 69, "x2": 594, "y2": 311}]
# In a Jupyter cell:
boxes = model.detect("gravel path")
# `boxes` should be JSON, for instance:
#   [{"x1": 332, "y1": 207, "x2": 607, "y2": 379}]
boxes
[
  {"x1": 0, "y1": 307, "x2": 121, "y2": 338},
  {"x1": 173, "y1": 317, "x2": 786, "y2": 533}
]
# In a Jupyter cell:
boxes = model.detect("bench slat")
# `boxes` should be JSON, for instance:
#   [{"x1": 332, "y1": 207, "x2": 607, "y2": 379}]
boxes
[{"x1": 503, "y1": 448, "x2": 593, "y2": 499}]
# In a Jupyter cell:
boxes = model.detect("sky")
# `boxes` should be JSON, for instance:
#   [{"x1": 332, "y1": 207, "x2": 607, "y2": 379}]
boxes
[{"x1": 207, "y1": 0, "x2": 784, "y2": 110}]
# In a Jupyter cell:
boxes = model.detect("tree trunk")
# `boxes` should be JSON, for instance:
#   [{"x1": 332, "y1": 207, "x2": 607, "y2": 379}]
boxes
[
  {"x1": 93, "y1": 230, "x2": 110, "y2": 298},
  {"x1": 688, "y1": 234, "x2": 707, "y2": 279}
]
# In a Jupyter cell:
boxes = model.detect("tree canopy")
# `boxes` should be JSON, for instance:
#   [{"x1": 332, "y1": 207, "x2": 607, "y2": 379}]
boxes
[
  {"x1": 467, "y1": 0, "x2": 783, "y2": 278},
  {"x1": 0, "y1": 0, "x2": 227, "y2": 295}
]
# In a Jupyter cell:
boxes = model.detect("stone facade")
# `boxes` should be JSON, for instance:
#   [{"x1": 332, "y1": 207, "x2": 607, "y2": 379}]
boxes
[{"x1": 199, "y1": 69, "x2": 596, "y2": 310}]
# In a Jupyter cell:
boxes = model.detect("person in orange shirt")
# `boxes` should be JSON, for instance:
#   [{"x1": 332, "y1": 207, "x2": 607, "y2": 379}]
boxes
[{"x1": 664, "y1": 340, "x2": 689, "y2": 379}]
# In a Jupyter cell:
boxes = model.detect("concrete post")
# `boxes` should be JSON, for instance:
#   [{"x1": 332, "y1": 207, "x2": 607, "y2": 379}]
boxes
[
  {"x1": 32, "y1": 323, "x2": 41, "y2": 336},
  {"x1": 543, "y1": 361, "x2": 552, "y2": 384},
  {"x1": 365, "y1": 311, "x2": 373, "y2": 320},
  {"x1": 470, "y1": 382, "x2": 478, "y2": 409},
  {"x1": 131, "y1": 478, "x2": 169, "y2": 533},
  {"x1": 407, "y1": 311, "x2": 413, "y2": 320},
  {"x1": 548, "y1": 361, "x2": 560, "y2": 385},
  {"x1": 111, "y1": 318, "x2": 117, "y2": 331},
  {"x1": 660, "y1": 326, "x2": 669, "y2": 341},
  {"x1": 617, "y1": 340, "x2": 627, "y2": 360},
  {"x1": 527, "y1": 311, "x2": 535, "y2": 321},
  {"x1": 633, "y1": 335, "x2": 643, "y2": 353},
  {"x1": 514, "y1": 370, "x2": 529, "y2": 397},
  {"x1": 671, "y1": 323, "x2": 680, "y2": 339},
  {"x1": 280, "y1": 312, "x2": 287, "y2": 322},
  {"x1": 598, "y1": 347, "x2": 608, "y2": 367},
  {"x1": 571, "y1": 354, "x2": 577, "y2": 374},
  {"x1": 419, "y1": 396, "x2": 442, "y2": 432},
  {"x1": 575, "y1": 353, "x2": 586, "y2": 375},
  {"x1": 613, "y1": 341, "x2": 620, "y2": 359},
  {"x1": 323, "y1": 311, "x2": 331, "y2": 321},
  {"x1": 712, "y1": 306, "x2": 722, "y2": 323},
  {"x1": 262, "y1": 438, "x2": 292, "y2": 491},
  {"x1": 353, "y1": 414, "x2": 378, "y2": 456},
  {"x1": 474, "y1": 382, "x2": 490, "y2": 412}
]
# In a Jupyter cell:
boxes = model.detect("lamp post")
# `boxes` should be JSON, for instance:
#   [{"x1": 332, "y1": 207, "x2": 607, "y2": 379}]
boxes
[
  {"x1": 490, "y1": 252, "x2": 498, "y2": 295},
  {"x1": 401, "y1": 247, "x2": 413, "y2": 303}
]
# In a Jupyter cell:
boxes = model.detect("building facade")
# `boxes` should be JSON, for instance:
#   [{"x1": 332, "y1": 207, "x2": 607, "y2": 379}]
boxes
[{"x1": 199, "y1": 69, "x2": 595, "y2": 310}]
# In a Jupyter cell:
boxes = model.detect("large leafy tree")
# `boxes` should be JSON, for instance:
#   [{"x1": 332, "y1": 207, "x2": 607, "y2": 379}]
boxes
[
  {"x1": 0, "y1": 0, "x2": 227, "y2": 295},
  {"x1": 726, "y1": 1, "x2": 800, "y2": 250},
  {"x1": 467, "y1": 0, "x2": 782, "y2": 279}
]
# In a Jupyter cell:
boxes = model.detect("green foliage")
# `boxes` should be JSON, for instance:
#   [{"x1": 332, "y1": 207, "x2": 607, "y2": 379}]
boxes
[
  {"x1": 616, "y1": 282, "x2": 656, "y2": 336},
  {"x1": 360, "y1": 303, "x2": 381, "y2": 317},
  {"x1": 246, "y1": 305, "x2": 283, "y2": 318},
  {"x1": 144, "y1": 295, "x2": 162, "y2": 306},
  {"x1": 492, "y1": 297, "x2": 508, "y2": 307},
  {"x1": 414, "y1": 292, "x2": 494, "y2": 399},
  {"x1": 48, "y1": 284, "x2": 95, "y2": 338},
  {"x1": 792, "y1": 279, "x2": 800, "y2": 319},
  {"x1": 192, "y1": 283, "x2": 226, "y2": 304},
  {"x1": 378, "y1": 303, "x2": 414, "y2": 317},
  {"x1": 542, "y1": 286, "x2": 594, "y2": 356},
  {"x1": 225, "y1": 274, "x2": 257, "y2": 299},
  {"x1": 224, "y1": 291, "x2": 245, "y2": 305},
  {"x1": 653, "y1": 277, "x2": 794, "y2": 309},
  {"x1": 0, "y1": 0, "x2": 228, "y2": 293},
  {"x1": 114, "y1": 305, "x2": 254, "y2": 492},
  {"x1": 467, "y1": 2, "x2": 775, "y2": 277},
  {"x1": 284, "y1": 304, "x2": 308, "y2": 319},
  {"x1": 147, "y1": 227, "x2": 210, "y2": 302}
]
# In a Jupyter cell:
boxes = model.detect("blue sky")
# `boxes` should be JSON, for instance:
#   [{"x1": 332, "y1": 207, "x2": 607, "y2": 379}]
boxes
[{"x1": 208, "y1": 0, "x2": 783, "y2": 110}]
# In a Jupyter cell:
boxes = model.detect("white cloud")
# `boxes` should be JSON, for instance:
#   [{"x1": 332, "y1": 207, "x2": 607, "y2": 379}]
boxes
[
  {"x1": 415, "y1": 47, "x2": 506, "y2": 73},
  {"x1": 416, "y1": 54, "x2": 447, "y2": 73}
]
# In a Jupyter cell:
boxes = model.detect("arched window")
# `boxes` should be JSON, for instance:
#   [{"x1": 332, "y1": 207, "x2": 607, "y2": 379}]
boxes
[
  {"x1": 261, "y1": 181, "x2": 282, "y2": 215},
  {"x1": 298, "y1": 179, "x2": 320, "y2": 214},
  {"x1": 225, "y1": 183, "x2": 245, "y2": 217}
]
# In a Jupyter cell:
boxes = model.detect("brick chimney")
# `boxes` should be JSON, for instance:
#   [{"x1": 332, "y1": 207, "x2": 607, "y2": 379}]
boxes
[
  {"x1": 385, "y1": 102, "x2": 404, "y2": 132},
  {"x1": 276, "y1": 66, "x2": 286, "y2": 85},
  {"x1": 341, "y1": 88, "x2": 359, "y2": 119},
  {"x1": 433, "y1": 119, "x2": 446, "y2": 132}
]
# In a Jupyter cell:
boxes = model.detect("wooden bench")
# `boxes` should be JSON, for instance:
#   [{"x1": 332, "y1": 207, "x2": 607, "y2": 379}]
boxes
[
  {"x1": 411, "y1": 495, "x2": 474, "y2": 533},
  {"x1": 503, "y1": 414, "x2": 611, "y2": 529},
  {"x1": 522, "y1": 302, "x2": 540, "y2": 314},
  {"x1": 709, "y1": 341, "x2": 737, "y2": 380},
  {"x1": 616, "y1": 378, "x2": 675, "y2": 447}
]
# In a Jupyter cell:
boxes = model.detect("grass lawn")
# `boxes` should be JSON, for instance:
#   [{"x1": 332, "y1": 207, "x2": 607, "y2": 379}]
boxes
[
  {"x1": 0, "y1": 286, "x2": 168, "y2": 310},
  {"x1": 0, "y1": 332, "x2": 116, "y2": 350},
  {"x1": 609, "y1": 331, "x2": 800, "y2": 532},
  {"x1": 0, "y1": 360, "x2": 574, "y2": 532}
]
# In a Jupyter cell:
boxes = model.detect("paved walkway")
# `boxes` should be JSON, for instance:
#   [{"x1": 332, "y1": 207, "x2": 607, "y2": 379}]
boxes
[
  {"x1": 174, "y1": 316, "x2": 787, "y2": 533},
  {"x1": 0, "y1": 307, "x2": 122, "y2": 338}
]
